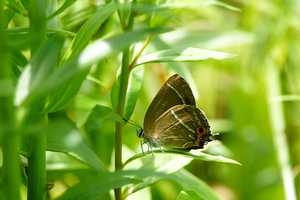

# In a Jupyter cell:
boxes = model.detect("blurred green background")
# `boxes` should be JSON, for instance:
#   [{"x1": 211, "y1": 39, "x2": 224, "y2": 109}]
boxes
[{"x1": 4, "y1": 0, "x2": 300, "y2": 199}]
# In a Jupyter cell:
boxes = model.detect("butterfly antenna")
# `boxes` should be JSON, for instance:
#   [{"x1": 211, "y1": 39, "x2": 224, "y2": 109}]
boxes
[{"x1": 123, "y1": 118, "x2": 142, "y2": 129}]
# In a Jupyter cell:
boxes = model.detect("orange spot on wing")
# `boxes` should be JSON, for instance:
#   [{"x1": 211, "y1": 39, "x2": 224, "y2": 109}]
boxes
[{"x1": 185, "y1": 127, "x2": 206, "y2": 147}]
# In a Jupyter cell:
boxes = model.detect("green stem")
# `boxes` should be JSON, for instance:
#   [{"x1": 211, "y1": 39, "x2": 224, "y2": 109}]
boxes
[
  {"x1": 266, "y1": 59, "x2": 297, "y2": 200},
  {"x1": 113, "y1": 0, "x2": 136, "y2": 199},
  {"x1": 114, "y1": 0, "x2": 125, "y2": 30},
  {"x1": 1, "y1": 135, "x2": 20, "y2": 200},
  {"x1": 29, "y1": 0, "x2": 47, "y2": 55},
  {"x1": 129, "y1": 35, "x2": 153, "y2": 70},
  {"x1": 27, "y1": 0, "x2": 47, "y2": 199},
  {"x1": 127, "y1": 0, "x2": 136, "y2": 31},
  {"x1": 0, "y1": 1, "x2": 21, "y2": 199},
  {"x1": 27, "y1": 116, "x2": 47, "y2": 199},
  {"x1": 114, "y1": 48, "x2": 130, "y2": 200}
]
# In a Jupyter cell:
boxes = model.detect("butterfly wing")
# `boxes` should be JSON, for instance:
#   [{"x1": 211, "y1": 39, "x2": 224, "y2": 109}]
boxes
[
  {"x1": 144, "y1": 74, "x2": 196, "y2": 133},
  {"x1": 147, "y1": 105, "x2": 211, "y2": 151}
]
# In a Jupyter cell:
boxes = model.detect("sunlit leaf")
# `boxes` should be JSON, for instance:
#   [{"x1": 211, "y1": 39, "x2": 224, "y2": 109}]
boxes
[
  {"x1": 46, "y1": 120, "x2": 108, "y2": 172},
  {"x1": 43, "y1": 2, "x2": 116, "y2": 113},
  {"x1": 129, "y1": 153, "x2": 193, "y2": 194},
  {"x1": 85, "y1": 105, "x2": 122, "y2": 132},
  {"x1": 60, "y1": 2, "x2": 116, "y2": 64},
  {"x1": 47, "y1": 0, "x2": 77, "y2": 20},
  {"x1": 14, "y1": 35, "x2": 64, "y2": 106},
  {"x1": 40, "y1": 27, "x2": 172, "y2": 113},
  {"x1": 174, "y1": 169, "x2": 222, "y2": 200},
  {"x1": 124, "y1": 149, "x2": 241, "y2": 167},
  {"x1": 55, "y1": 171, "x2": 142, "y2": 200},
  {"x1": 4, "y1": 0, "x2": 27, "y2": 16},
  {"x1": 177, "y1": 190, "x2": 205, "y2": 200},
  {"x1": 124, "y1": 65, "x2": 144, "y2": 122},
  {"x1": 56, "y1": 170, "x2": 179, "y2": 200},
  {"x1": 111, "y1": 64, "x2": 144, "y2": 120},
  {"x1": 125, "y1": 149, "x2": 239, "y2": 195},
  {"x1": 137, "y1": 47, "x2": 236, "y2": 65},
  {"x1": 160, "y1": 1, "x2": 241, "y2": 12}
]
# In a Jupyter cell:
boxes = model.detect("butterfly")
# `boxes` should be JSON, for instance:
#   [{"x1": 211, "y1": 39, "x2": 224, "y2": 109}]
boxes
[{"x1": 136, "y1": 74, "x2": 216, "y2": 153}]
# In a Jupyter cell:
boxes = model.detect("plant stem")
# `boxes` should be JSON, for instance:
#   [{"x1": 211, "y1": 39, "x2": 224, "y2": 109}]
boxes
[
  {"x1": 129, "y1": 35, "x2": 153, "y2": 70},
  {"x1": 266, "y1": 60, "x2": 297, "y2": 200},
  {"x1": 27, "y1": 0, "x2": 47, "y2": 199},
  {"x1": 114, "y1": 0, "x2": 125, "y2": 30},
  {"x1": 0, "y1": 1, "x2": 21, "y2": 199},
  {"x1": 29, "y1": 0, "x2": 47, "y2": 55},
  {"x1": 1, "y1": 135, "x2": 21, "y2": 200},
  {"x1": 114, "y1": 48, "x2": 130, "y2": 200},
  {"x1": 27, "y1": 115, "x2": 47, "y2": 199}
]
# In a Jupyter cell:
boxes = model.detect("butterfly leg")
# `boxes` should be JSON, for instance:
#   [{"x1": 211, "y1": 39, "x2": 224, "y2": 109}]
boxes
[
  {"x1": 153, "y1": 141, "x2": 165, "y2": 154},
  {"x1": 146, "y1": 141, "x2": 155, "y2": 155},
  {"x1": 140, "y1": 141, "x2": 145, "y2": 154}
]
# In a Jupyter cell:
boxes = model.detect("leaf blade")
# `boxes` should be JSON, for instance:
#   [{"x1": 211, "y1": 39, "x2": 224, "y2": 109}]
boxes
[
  {"x1": 137, "y1": 47, "x2": 237, "y2": 65},
  {"x1": 46, "y1": 120, "x2": 108, "y2": 172}
]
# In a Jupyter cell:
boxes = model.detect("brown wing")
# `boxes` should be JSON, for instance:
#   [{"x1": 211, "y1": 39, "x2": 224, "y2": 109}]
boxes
[
  {"x1": 144, "y1": 74, "x2": 196, "y2": 134},
  {"x1": 148, "y1": 105, "x2": 211, "y2": 151}
]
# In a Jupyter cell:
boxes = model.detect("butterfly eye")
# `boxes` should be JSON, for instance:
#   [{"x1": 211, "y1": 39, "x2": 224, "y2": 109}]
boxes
[{"x1": 136, "y1": 129, "x2": 144, "y2": 138}]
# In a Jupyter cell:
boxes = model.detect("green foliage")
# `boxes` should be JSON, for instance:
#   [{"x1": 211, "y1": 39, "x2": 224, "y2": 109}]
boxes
[{"x1": 1, "y1": 0, "x2": 299, "y2": 200}]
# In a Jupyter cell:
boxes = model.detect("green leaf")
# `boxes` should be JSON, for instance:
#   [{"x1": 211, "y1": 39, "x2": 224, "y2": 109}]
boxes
[
  {"x1": 177, "y1": 190, "x2": 205, "y2": 200},
  {"x1": 46, "y1": 151, "x2": 89, "y2": 171},
  {"x1": 160, "y1": 1, "x2": 241, "y2": 12},
  {"x1": 60, "y1": 2, "x2": 116, "y2": 64},
  {"x1": 4, "y1": 0, "x2": 27, "y2": 16},
  {"x1": 137, "y1": 47, "x2": 237, "y2": 65},
  {"x1": 46, "y1": 120, "x2": 108, "y2": 172},
  {"x1": 174, "y1": 169, "x2": 221, "y2": 200},
  {"x1": 124, "y1": 149, "x2": 241, "y2": 167},
  {"x1": 129, "y1": 153, "x2": 194, "y2": 194},
  {"x1": 150, "y1": 36, "x2": 200, "y2": 99},
  {"x1": 10, "y1": 64, "x2": 21, "y2": 80},
  {"x1": 47, "y1": 0, "x2": 59, "y2": 30},
  {"x1": 9, "y1": 48, "x2": 28, "y2": 68},
  {"x1": 43, "y1": 2, "x2": 116, "y2": 113},
  {"x1": 20, "y1": 27, "x2": 172, "y2": 107},
  {"x1": 124, "y1": 65, "x2": 144, "y2": 122},
  {"x1": 111, "y1": 65, "x2": 144, "y2": 117},
  {"x1": 126, "y1": 149, "x2": 239, "y2": 195},
  {"x1": 14, "y1": 34, "x2": 64, "y2": 106},
  {"x1": 85, "y1": 105, "x2": 122, "y2": 132},
  {"x1": 20, "y1": 0, "x2": 29, "y2": 10},
  {"x1": 6, "y1": 31, "x2": 31, "y2": 50},
  {"x1": 268, "y1": 95, "x2": 300, "y2": 102},
  {"x1": 3, "y1": 7, "x2": 15, "y2": 28},
  {"x1": 47, "y1": 0, "x2": 77, "y2": 20},
  {"x1": 110, "y1": 71, "x2": 121, "y2": 112},
  {"x1": 55, "y1": 171, "x2": 142, "y2": 200}
]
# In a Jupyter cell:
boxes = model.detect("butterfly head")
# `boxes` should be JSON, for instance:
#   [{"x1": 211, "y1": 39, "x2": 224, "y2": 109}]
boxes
[{"x1": 136, "y1": 128, "x2": 144, "y2": 138}]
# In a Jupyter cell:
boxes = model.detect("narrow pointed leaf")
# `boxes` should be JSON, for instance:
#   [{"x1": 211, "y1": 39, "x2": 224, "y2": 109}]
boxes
[
  {"x1": 124, "y1": 149, "x2": 241, "y2": 167},
  {"x1": 85, "y1": 105, "x2": 122, "y2": 132},
  {"x1": 177, "y1": 190, "x2": 205, "y2": 200},
  {"x1": 46, "y1": 120, "x2": 108, "y2": 172},
  {"x1": 4, "y1": 0, "x2": 27, "y2": 16},
  {"x1": 174, "y1": 169, "x2": 222, "y2": 200},
  {"x1": 124, "y1": 66, "x2": 144, "y2": 121},
  {"x1": 14, "y1": 35, "x2": 64, "y2": 106},
  {"x1": 137, "y1": 47, "x2": 236, "y2": 65},
  {"x1": 16, "y1": 27, "x2": 171, "y2": 106},
  {"x1": 55, "y1": 172, "x2": 141, "y2": 200},
  {"x1": 47, "y1": 0, "x2": 77, "y2": 20},
  {"x1": 43, "y1": 2, "x2": 116, "y2": 113}
]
